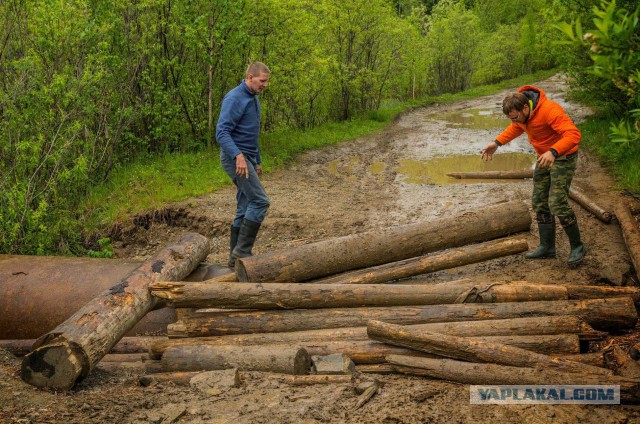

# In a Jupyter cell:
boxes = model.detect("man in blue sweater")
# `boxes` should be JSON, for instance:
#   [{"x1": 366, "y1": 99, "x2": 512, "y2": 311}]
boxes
[{"x1": 216, "y1": 62, "x2": 271, "y2": 268}]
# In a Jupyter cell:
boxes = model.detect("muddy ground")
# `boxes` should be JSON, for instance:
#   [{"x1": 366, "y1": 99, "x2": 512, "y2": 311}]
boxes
[{"x1": 2, "y1": 74, "x2": 640, "y2": 423}]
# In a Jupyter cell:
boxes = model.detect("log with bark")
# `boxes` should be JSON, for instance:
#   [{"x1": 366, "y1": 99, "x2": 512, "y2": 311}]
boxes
[
  {"x1": 139, "y1": 371, "x2": 202, "y2": 387},
  {"x1": 608, "y1": 347, "x2": 640, "y2": 379},
  {"x1": 614, "y1": 200, "x2": 640, "y2": 280},
  {"x1": 387, "y1": 355, "x2": 640, "y2": 403},
  {"x1": 235, "y1": 200, "x2": 531, "y2": 283},
  {"x1": 1, "y1": 336, "x2": 163, "y2": 358},
  {"x1": 151, "y1": 314, "x2": 601, "y2": 358},
  {"x1": 367, "y1": 320, "x2": 610, "y2": 375},
  {"x1": 447, "y1": 170, "x2": 534, "y2": 179},
  {"x1": 310, "y1": 237, "x2": 528, "y2": 285},
  {"x1": 565, "y1": 284, "x2": 640, "y2": 306},
  {"x1": 300, "y1": 335, "x2": 580, "y2": 363},
  {"x1": 151, "y1": 279, "x2": 567, "y2": 310},
  {"x1": 165, "y1": 297, "x2": 637, "y2": 337},
  {"x1": 285, "y1": 375, "x2": 354, "y2": 385},
  {"x1": 447, "y1": 170, "x2": 612, "y2": 223},
  {"x1": 161, "y1": 344, "x2": 311, "y2": 375},
  {"x1": 21, "y1": 233, "x2": 211, "y2": 390},
  {"x1": 96, "y1": 360, "x2": 163, "y2": 375},
  {"x1": 569, "y1": 186, "x2": 613, "y2": 224}
]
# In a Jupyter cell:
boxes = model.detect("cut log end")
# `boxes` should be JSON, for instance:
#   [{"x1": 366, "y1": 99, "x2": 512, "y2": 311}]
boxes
[{"x1": 21, "y1": 342, "x2": 87, "y2": 390}]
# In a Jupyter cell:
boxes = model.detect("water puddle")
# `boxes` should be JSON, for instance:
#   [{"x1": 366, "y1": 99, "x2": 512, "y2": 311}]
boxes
[
  {"x1": 432, "y1": 108, "x2": 510, "y2": 130},
  {"x1": 396, "y1": 152, "x2": 535, "y2": 185}
]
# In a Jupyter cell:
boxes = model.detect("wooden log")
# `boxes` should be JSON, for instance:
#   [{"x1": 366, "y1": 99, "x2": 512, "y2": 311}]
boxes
[
  {"x1": 367, "y1": 320, "x2": 609, "y2": 375},
  {"x1": 300, "y1": 335, "x2": 580, "y2": 364},
  {"x1": 96, "y1": 360, "x2": 163, "y2": 374},
  {"x1": 20, "y1": 233, "x2": 211, "y2": 390},
  {"x1": 387, "y1": 355, "x2": 640, "y2": 403},
  {"x1": 161, "y1": 344, "x2": 311, "y2": 375},
  {"x1": 446, "y1": 171, "x2": 612, "y2": 224},
  {"x1": 568, "y1": 186, "x2": 613, "y2": 223},
  {"x1": 609, "y1": 347, "x2": 640, "y2": 379},
  {"x1": 235, "y1": 200, "x2": 531, "y2": 283},
  {"x1": 150, "y1": 279, "x2": 566, "y2": 310},
  {"x1": 102, "y1": 353, "x2": 150, "y2": 363},
  {"x1": 139, "y1": 371, "x2": 202, "y2": 386},
  {"x1": 560, "y1": 352, "x2": 605, "y2": 368},
  {"x1": 566, "y1": 285, "x2": 640, "y2": 306},
  {"x1": 201, "y1": 273, "x2": 237, "y2": 283},
  {"x1": 164, "y1": 297, "x2": 637, "y2": 337},
  {"x1": 0, "y1": 336, "x2": 162, "y2": 357},
  {"x1": 356, "y1": 364, "x2": 395, "y2": 374},
  {"x1": 151, "y1": 314, "x2": 600, "y2": 359},
  {"x1": 0, "y1": 339, "x2": 34, "y2": 357},
  {"x1": 311, "y1": 237, "x2": 528, "y2": 285},
  {"x1": 630, "y1": 343, "x2": 640, "y2": 361},
  {"x1": 285, "y1": 375, "x2": 354, "y2": 385},
  {"x1": 447, "y1": 169, "x2": 534, "y2": 179},
  {"x1": 615, "y1": 200, "x2": 640, "y2": 280}
]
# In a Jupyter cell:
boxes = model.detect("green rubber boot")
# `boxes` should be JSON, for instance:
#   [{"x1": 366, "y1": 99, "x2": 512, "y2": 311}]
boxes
[
  {"x1": 563, "y1": 222, "x2": 586, "y2": 267},
  {"x1": 525, "y1": 222, "x2": 556, "y2": 259}
]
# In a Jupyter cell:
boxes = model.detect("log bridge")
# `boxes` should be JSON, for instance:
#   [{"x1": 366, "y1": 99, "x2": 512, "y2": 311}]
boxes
[{"x1": 11, "y1": 201, "x2": 640, "y2": 401}]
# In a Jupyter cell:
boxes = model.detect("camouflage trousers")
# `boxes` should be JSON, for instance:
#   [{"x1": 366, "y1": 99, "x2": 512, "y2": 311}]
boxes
[{"x1": 532, "y1": 151, "x2": 578, "y2": 226}]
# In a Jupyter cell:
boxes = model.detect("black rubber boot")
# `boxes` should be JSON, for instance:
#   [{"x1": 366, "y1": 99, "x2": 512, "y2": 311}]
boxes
[
  {"x1": 228, "y1": 225, "x2": 241, "y2": 268},
  {"x1": 525, "y1": 222, "x2": 556, "y2": 259},
  {"x1": 232, "y1": 218, "x2": 261, "y2": 260},
  {"x1": 563, "y1": 222, "x2": 586, "y2": 267}
]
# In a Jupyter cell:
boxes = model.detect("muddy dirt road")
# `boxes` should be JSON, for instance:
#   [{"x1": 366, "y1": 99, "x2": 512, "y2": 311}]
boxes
[{"x1": 2, "y1": 75, "x2": 640, "y2": 423}]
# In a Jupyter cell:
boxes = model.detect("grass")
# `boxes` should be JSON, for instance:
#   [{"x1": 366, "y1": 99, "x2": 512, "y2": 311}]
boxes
[
  {"x1": 578, "y1": 114, "x2": 640, "y2": 194},
  {"x1": 81, "y1": 69, "x2": 559, "y2": 231}
]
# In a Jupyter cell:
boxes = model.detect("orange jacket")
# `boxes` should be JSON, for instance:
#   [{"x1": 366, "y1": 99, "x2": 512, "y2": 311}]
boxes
[{"x1": 496, "y1": 85, "x2": 581, "y2": 157}]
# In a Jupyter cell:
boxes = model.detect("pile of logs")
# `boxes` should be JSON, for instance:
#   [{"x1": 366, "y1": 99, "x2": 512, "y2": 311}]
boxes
[{"x1": 14, "y1": 199, "x2": 640, "y2": 403}]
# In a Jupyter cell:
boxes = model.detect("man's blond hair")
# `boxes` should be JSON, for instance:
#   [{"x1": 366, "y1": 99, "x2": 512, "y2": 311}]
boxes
[{"x1": 246, "y1": 61, "x2": 270, "y2": 78}]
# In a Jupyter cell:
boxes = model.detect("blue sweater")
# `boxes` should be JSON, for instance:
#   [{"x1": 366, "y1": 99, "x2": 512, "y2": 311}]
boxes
[{"x1": 216, "y1": 80, "x2": 262, "y2": 164}]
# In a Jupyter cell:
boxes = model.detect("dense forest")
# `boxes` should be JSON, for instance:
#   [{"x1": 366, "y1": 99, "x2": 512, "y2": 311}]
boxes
[{"x1": 1, "y1": 0, "x2": 638, "y2": 255}]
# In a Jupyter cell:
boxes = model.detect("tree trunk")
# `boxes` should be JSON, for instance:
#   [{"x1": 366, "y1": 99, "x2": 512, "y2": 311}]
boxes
[
  {"x1": 236, "y1": 200, "x2": 531, "y2": 283},
  {"x1": 96, "y1": 360, "x2": 163, "y2": 375},
  {"x1": 359, "y1": 352, "x2": 605, "y2": 373},
  {"x1": 139, "y1": 371, "x2": 202, "y2": 387},
  {"x1": 387, "y1": 355, "x2": 640, "y2": 403},
  {"x1": 310, "y1": 238, "x2": 528, "y2": 285},
  {"x1": 151, "y1": 314, "x2": 601, "y2": 359},
  {"x1": 161, "y1": 344, "x2": 311, "y2": 375},
  {"x1": 367, "y1": 320, "x2": 609, "y2": 375},
  {"x1": 447, "y1": 170, "x2": 534, "y2": 179},
  {"x1": 165, "y1": 297, "x2": 637, "y2": 337},
  {"x1": 609, "y1": 347, "x2": 640, "y2": 379},
  {"x1": 566, "y1": 285, "x2": 640, "y2": 306},
  {"x1": 568, "y1": 186, "x2": 613, "y2": 223},
  {"x1": 2, "y1": 336, "x2": 163, "y2": 357},
  {"x1": 614, "y1": 200, "x2": 640, "y2": 280},
  {"x1": 21, "y1": 233, "x2": 211, "y2": 390},
  {"x1": 446, "y1": 170, "x2": 612, "y2": 224},
  {"x1": 300, "y1": 335, "x2": 580, "y2": 364},
  {"x1": 285, "y1": 375, "x2": 353, "y2": 385},
  {"x1": 150, "y1": 279, "x2": 566, "y2": 310}
]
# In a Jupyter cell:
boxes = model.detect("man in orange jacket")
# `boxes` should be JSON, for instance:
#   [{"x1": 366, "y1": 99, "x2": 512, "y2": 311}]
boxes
[{"x1": 481, "y1": 85, "x2": 585, "y2": 267}]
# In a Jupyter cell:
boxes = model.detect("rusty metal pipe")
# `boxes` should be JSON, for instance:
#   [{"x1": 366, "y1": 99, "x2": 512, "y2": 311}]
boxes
[{"x1": 0, "y1": 255, "x2": 179, "y2": 339}]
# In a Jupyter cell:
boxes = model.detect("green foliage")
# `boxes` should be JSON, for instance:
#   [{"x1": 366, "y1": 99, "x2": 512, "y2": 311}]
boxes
[
  {"x1": 86, "y1": 238, "x2": 115, "y2": 258},
  {"x1": 1, "y1": 0, "x2": 565, "y2": 254},
  {"x1": 579, "y1": 114, "x2": 640, "y2": 193},
  {"x1": 558, "y1": 0, "x2": 640, "y2": 144}
]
